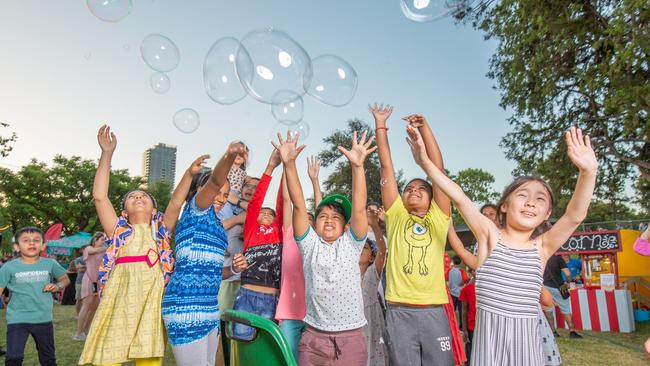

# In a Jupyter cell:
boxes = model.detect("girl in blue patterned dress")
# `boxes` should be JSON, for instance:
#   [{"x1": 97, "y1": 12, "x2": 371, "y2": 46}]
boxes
[{"x1": 162, "y1": 142, "x2": 246, "y2": 366}]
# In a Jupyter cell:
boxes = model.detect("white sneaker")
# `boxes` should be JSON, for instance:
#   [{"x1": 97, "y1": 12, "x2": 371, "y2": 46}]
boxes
[{"x1": 72, "y1": 332, "x2": 86, "y2": 341}]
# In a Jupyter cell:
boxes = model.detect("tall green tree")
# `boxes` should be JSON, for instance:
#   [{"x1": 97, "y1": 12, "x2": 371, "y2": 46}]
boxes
[
  {"x1": 147, "y1": 180, "x2": 173, "y2": 213},
  {"x1": 446, "y1": 168, "x2": 500, "y2": 226},
  {"x1": 458, "y1": 0, "x2": 649, "y2": 209},
  {"x1": 0, "y1": 122, "x2": 17, "y2": 157},
  {"x1": 0, "y1": 155, "x2": 142, "y2": 236},
  {"x1": 317, "y1": 118, "x2": 406, "y2": 205}
]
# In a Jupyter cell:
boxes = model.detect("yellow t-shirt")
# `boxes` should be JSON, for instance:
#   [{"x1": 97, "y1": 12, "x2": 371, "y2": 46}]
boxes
[{"x1": 385, "y1": 196, "x2": 450, "y2": 304}]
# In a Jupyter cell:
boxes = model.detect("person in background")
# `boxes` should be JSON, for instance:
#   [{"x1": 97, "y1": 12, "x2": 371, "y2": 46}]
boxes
[
  {"x1": 448, "y1": 256, "x2": 464, "y2": 317},
  {"x1": 459, "y1": 269, "x2": 476, "y2": 366},
  {"x1": 71, "y1": 248, "x2": 86, "y2": 319},
  {"x1": 561, "y1": 254, "x2": 582, "y2": 283},
  {"x1": 544, "y1": 254, "x2": 582, "y2": 339},
  {"x1": 74, "y1": 232, "x2": 107, "y2": 342}
]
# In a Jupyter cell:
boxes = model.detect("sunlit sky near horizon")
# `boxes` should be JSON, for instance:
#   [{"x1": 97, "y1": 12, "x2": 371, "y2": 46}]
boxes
[{"x1": 0, "y1": 1, "x2": 519, "y2": 205}]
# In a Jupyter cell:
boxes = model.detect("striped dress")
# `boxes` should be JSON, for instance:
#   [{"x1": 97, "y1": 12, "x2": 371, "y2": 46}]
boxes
[
  {"x1": 471, "y1": 237, "x2": 544, "y2": 366},
  {"x1": 162, "y1": 195, "x2": 228, "y2": 345}
]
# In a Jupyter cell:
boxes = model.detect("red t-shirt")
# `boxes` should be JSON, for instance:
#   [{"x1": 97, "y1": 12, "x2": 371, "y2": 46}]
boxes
[{"x1": 458, "y1": 282, "x2": 476, "y2": 331}]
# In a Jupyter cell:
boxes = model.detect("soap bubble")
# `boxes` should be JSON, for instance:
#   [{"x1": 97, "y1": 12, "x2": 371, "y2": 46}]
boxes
[
  {"x1": 306, "y1": 55, "x2": 357, "y2": 107},
  {"x1": 399, "y1": 0, "x2": 468, "y2": 22},
  {"x1": 271, "y1": 120, "x2": 310, "y2": 143},
  {"x1": 87, "y1": 0, "x2": 132, "y2": 22},
  {"x1": 236, "y1": 28, "x2": 312, "y2": 104},
  {"x1": 150, "y1": 72, "x2": 170, "y2": 94},
  {"x1": 272, "y1": 91, "x2": 303, "y2": 124},
  {"x1": 203, "y1": 37, "x2": 247, "y2": 105},
  {"x1": 173, "y1": 109, "x2": 200, "y2": 133},
  {"x1": 141, "y1": 34, "x2": 180, "y2": 72}
]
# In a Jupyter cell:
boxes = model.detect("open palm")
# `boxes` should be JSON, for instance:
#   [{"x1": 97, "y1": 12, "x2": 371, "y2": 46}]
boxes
[
  {"x1": 97, "y1": 125, "x2": 117, "y2": 152},
  {"x1": 272, "y1": 131, "x2": 306, "y2": 164},
  {"x1": 566, "y1": 127, "x2": 598, "y2": 173},
  {"x1": 368, "y1": 103, "x2": 393, "y2": 124},
  {"x1": 338, "y1": 130, "x2": 377, "y2": 168}
]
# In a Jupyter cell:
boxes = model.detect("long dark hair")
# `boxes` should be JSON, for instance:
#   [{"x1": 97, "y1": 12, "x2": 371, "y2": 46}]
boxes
[
  {"x1": 185, "y1": 170, "x2": 212, "y2": 203},
  {"x1": 496, "y1": 176, "x2": 555, "y2": 238}
]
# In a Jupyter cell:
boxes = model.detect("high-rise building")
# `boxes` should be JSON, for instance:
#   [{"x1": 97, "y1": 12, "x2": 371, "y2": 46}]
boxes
[{"x1": 142, "y1": 143, "x2": 177, "y2": 187}]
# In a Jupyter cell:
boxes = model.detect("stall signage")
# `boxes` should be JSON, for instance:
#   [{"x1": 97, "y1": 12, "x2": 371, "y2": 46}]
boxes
[{"x1": 559, "y1": 231, "x2": 621, "y2": 253}]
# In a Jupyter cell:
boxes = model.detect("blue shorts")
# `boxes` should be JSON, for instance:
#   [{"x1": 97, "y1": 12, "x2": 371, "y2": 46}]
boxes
[
  {"x1": 232, "y1": 286, "x2": 279, "y2": 340},
  {"x1": 545, "y1": 286, "x2": 572, "y2": 314}
]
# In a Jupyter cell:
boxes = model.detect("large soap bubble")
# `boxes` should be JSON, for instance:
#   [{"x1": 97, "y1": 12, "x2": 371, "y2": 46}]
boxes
[
  {"x1": 173, "y1": 109, "x2": 200, "y2": 133},
  {"x1": 272, "y1": 91, "x2": 303, "y2": 124},
  {"x1": 150, "y1": 73, "x2": 170, "y2": 94},
  {"x1": 141, "y1": 34, "x2": 180, "y2": 72},
  {"x1": 236, "y1": 28, "x2": 312, "y2": 104},
  {"x1": 306, "y1": 55, "x2": 357, "y2": 107},
  {"x1": 400, "y1": 0, "x2": 468, "y2": 22},
  {"x1": 87, "y1": 0, "x2": 132, "y2": 22},
  {"x1": 271, "y1": 120, "x2": 310, "y2": 143},
  {"x1": 203, "y1": 37, "x2": 247, "y2": 105}
]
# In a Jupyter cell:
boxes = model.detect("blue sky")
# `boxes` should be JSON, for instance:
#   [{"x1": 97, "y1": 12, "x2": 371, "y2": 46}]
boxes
[{"x1": 0, "y1": 1, "x2": 515, "y2": 204}]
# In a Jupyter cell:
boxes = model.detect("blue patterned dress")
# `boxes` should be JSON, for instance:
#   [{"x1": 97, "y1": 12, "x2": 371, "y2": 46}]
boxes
[{"x1": 162, "y1": 195, "x2": 227, "y2": 345}]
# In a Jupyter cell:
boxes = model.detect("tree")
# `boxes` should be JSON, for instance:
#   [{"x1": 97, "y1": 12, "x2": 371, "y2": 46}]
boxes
[
  {"x1": 147, "y1": 180, "x2": 173, "y2": 213},
  {"x1": 447, "y1": 168, "x2": 500, "y2": 225},
  {"x1": 0, "y1": 155, "x2": 142, "y2": 236},
  {"x1": 317, "y1": 118, "x2": 406, "y2": 205},
  {"x1": 458, "y1": 0, "x2": 650, "y2": 204},
  {"x1": 0, "y1": 122, "x2": 17, "y2": 157}
]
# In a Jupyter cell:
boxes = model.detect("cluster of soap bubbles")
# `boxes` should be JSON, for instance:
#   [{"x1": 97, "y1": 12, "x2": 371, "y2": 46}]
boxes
[
  {"x1": 400, "y1": 0, "x2": 473, "y2": 22},
  {"x1": 138, "y1": 34, "x2": 199, "y2": 133},
  {"x1": 203, "y1": 28, "x2": 358, "y2": 140}
]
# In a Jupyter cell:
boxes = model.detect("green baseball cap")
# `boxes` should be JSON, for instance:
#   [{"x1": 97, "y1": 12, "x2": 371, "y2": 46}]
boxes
[{"x1": 317, "y1": 194, "x2": 352, "y2": 223}]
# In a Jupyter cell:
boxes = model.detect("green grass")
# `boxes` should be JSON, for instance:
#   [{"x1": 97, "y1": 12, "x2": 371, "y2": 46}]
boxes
[{"x1": 0, "y1": 304, "x2": 647, "y2": 365}]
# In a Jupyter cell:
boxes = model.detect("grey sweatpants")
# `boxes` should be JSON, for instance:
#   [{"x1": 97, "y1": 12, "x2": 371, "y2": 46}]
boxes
[
  {"x1": 385, "y1": 304, "x2": 453, "y2": 366},
  {"x1": 171, "y1": 326, "x2": 219, "y2": 366}
]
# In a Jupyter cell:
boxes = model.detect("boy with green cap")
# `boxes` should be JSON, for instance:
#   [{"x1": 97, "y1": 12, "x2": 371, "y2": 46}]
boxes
[{"x1": 274, "y1": 130, "x2": 376, "y2": 366}]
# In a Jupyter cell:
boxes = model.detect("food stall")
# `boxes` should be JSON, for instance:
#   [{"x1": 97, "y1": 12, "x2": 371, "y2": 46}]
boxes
[{"x1": 550, "y1": 230, "x2": 635, "y2": 333}]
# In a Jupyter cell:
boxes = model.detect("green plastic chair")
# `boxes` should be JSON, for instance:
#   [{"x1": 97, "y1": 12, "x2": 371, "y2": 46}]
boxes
[{"x1": 221, "y1": 310, "x2": 297, "y2": 366}]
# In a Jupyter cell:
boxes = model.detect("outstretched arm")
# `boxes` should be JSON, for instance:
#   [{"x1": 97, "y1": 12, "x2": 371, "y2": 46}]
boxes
[
  {"x1": 307, "y1": 156, "x2": 323, "y2": 207},
  {"x1": 339, "y1": 130, "x2": 377, "y2": 239},
  {"x1": 93, "y1": 125, "x2": 119, "y2": 235},
  {"x1": 447, "y1": 221, "x2": 478, "y2": 270},
  {"x1": 368, "y1": 207, "x2": 387, "y2": 274},
  {"x1": 402, "y1": 114, "x2": 451, "y2": 216},
  {"x1": 164, "y1": 154, "x2": 210, "y2": 230},
  {"x1": 282, "y1": 171, "x2": 292, "y2": 230},
  {"x1": 369, "y1": 103, "x2": 399, "y2": 209},
  {"x1": 540, "y1": 127, "x2": 598, "y2": 258},
  {"x1": 273, "y1": 132, "x2": 308, "y2": 237},
  {"x1": 406, "y1": 125, "x2": 495, "y2": 265},
  {"x1": 196, "y1": 143, "x2": 245, "y2": 210}
]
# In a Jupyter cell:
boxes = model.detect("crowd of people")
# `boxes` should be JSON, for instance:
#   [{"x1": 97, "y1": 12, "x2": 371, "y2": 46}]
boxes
[{"x1": 0, "y1": 102, "x2": 606, "y2": 366}]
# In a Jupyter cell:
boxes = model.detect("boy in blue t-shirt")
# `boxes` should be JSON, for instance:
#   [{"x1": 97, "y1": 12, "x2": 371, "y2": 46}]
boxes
[{"x1": 0, "y1": 227, "x2": 69, "y2": 366}]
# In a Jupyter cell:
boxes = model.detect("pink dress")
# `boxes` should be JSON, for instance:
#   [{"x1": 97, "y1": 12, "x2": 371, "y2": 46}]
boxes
[
  {"x1": 80, "y1": 246, "x2": 104, "y2": 299},
  {"x1": 275, "y1": 227, "x2": 306, "y2": 321}
]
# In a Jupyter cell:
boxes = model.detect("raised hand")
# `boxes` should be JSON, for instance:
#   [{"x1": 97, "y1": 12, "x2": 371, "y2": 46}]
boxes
[
  {"x1": 338, "y1": 130, "x2": 377, "y2": 168},
  {"x1": 268, "y1": 146, "x2": 282, "y2": 169},
  {"x1": 367, "y1": 206, "x2": 380, "y2": 225},
  {"x1": 405, "y1": 125, "x2": 429, "y2": 166},
  {"x1": 377, "y1": 206, "x2": 386, "y2": 222},
  {"x1": 271, "y1": 131, "x2": 306, "y2": 164},
  {"x1": 97, "y1": 125, "x2": 117, "y2": 153},
  {"x1": 307, "y1": 155, "x2": 321, "y2": 180},
  {"x1": 565, "y1": 127, "x2": 598, "y2": 173},
  {"x1": 188, "y1": 154, "x2": 210, "y2": 175},
  {"x1": 368, "y1": 103, "x2": 393, "y2": 127},
  {"x1": 227, "y1": 141, "x2": 247, "y2": 157},
  {"x1": 401, "y1": 114, "x2": 427, "y2": 128}
]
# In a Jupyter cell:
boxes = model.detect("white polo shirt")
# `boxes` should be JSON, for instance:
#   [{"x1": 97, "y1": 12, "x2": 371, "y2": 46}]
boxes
[{"x1": 295, "y1": 227, "x2": 367, "y2": 331}]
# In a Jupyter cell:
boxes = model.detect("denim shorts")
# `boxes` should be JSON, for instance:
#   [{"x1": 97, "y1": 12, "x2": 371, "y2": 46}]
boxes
[
  {"x1": 232, "y1": 286, "x2": 279, "y2": 340},
  {"x1": 545, "y1": 286, "x2": 572, "y2": 314}
]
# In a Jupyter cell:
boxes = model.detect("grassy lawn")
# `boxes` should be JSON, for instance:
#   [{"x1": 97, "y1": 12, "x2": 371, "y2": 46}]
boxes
[{"x1": 0, "y1": 304, "x2": 647, "y2": 365}]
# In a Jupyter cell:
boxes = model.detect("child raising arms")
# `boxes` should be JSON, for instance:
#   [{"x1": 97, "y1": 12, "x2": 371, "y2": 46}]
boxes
[
  {"x1": 276, "y1": 130, "x2": 376, "y2": 366},
  {"x1": 79, "y1": 125, "x2": 206, "y2": 366},
  {"x1": 406, "y1": 125, "x2": 597, "y2": 366}
]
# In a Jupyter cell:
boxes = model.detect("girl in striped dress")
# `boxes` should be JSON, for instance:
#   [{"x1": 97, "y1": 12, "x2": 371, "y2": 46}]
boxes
[{"x1": 405, "y1": 126, "x2": 597, "y2": 365}]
